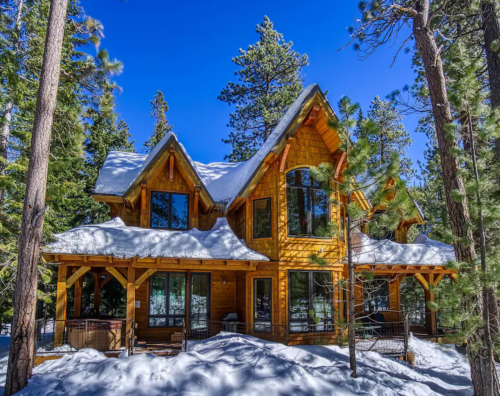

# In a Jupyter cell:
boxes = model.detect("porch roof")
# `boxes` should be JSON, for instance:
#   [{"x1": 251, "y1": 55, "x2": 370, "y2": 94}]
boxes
[
  {"x1": 43, "y1": 217, "x2": 269, "y2": 262},
  {"x1": 352, "y1": 233, "x2": 455, "y2": 266}
]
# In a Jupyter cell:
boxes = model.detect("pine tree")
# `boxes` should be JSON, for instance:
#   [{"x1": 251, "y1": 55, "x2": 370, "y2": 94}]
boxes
[
  {"x1": 219, "y1": 16, "x2": 308, "y2": 161},
  {"x1": 356, "y1": 96, "x2": 414, "y2": 180},
  {"x1": 143, "y1": 90, "x2": 173, "y2": 153},
  {"x1": 310, "y1": 96, "x2": 415, "y2": 378},
  {"x1": 81, "y1": 89, "x2": 135, "y2": 224}
]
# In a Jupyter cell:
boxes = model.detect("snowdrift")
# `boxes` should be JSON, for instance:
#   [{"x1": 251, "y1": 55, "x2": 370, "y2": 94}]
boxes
[{"x1": 0, "y1": 333, "x2": 476, "y2": 396}]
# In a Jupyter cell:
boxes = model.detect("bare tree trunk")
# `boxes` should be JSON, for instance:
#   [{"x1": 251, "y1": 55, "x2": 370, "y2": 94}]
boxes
[
  {"x1": 413, "y1": 1, "x2": 476, "y2": 263},
  {"x1": 345, "y1": 137, "x2": 357, "y2": 377},
  {"x1": 480, "y1": 0, "x2": 500, "y2": 343},
  {"x1": 481, "y1": 0, "x2": 500, "y2": 159},
  {"x1": 0, "y1": 0, "x2": 24, "y2": 206},
  {"x1": 412, "y1": 2, "x2": 498, "y2": 395},
  {"x1": 4, "y1": 0, "x2": 68, "y2": 394}
]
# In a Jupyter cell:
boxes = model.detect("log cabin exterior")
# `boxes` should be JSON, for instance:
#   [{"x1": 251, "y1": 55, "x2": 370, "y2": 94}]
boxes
[{"x1": 41, "y1": 84, "x2": 457, "y2": 348}]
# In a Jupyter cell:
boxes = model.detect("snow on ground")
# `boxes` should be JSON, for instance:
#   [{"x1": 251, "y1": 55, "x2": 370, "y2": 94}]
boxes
[
  {"x1": 0, "y1": 332, "x2": 475, "y2": 396},
  {"x1": 0, "y1": 335, "x2": 10, "y2": 395},
  {"x1": 44, "y1": 217, "x2": 269, "y2": 261}
]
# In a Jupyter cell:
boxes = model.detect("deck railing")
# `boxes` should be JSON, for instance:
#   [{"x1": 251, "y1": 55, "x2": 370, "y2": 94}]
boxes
[{"x1": 34, "y1": 319, "x2": 135, "y2": 356}]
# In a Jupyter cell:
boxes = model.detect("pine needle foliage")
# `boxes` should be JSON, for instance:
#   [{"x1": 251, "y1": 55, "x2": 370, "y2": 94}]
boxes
[{"x1": 219, "y1": 16, "x2": 308, "y2": 162}]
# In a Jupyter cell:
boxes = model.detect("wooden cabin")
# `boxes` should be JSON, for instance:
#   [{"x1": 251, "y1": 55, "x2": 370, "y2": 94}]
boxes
[{"x1": 41, "y1": 84, "x2": 457, "y2": 348}]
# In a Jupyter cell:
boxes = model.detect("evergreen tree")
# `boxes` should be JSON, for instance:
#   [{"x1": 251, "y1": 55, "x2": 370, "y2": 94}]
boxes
[
  {"x1": 310, "y1": 96, "x2": 415, "y2": 378},
  {"x1": 143, "y1": 90, "x2": 172, "y2": 153},
  {"x1": 356, "y1": 96, "x2": 414, "y2": 180},
  {"x1": 219, "y1": 16, "x2": 309, "y2": 161},
  {"x1": 81, "y1": 89, "x2": 135, "y2": 224}
]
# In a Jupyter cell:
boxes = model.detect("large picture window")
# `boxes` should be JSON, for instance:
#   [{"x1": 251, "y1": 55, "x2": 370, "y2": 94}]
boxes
[
  {"x1": 289, "y1": 271, "x2": 334, "y2": 333},
  {"x1": 286, "y1": 168, "x2": 330, "y2": 238},
  {"x1": 151, "y1": 191, "x2": 189, "y2": 230},
  {"x1": 253, "y1": 198, "x2": 272, "y2": 238},
  {"x1": 363, "y1": 276, "x2": 390, "y2": 312},
  {"x1": 149, "y1": 272, "x2": 186, "y2": 327}
]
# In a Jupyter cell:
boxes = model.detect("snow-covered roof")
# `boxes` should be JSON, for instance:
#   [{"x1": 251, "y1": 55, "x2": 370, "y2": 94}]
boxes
[
  {"x1": 93, "y1": 84, "x2": 322, "y2": 209},
  {"x1": 44, "y1": 217, "x2": 269, "y2": 261},
  {"x1": 351, "y1": 233, "x2": 455, "y2": 266}
]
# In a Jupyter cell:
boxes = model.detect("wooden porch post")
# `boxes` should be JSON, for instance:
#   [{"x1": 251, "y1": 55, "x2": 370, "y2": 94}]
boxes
[
  {"x1": 55, "y1": 264, "x2": 67, "y2": 347},
  {"x1": 93, "y1": 273, "x2": 100, "y2": 314},
  {"x1": 73, "y1": 276, "x2": 83, "y2": 317},
  {"x1": 424, "y1": 273, "x2": 437, "y2": 336},
  {"x1": 126, "y1": 267, "x2": 136, "y2": 347}
]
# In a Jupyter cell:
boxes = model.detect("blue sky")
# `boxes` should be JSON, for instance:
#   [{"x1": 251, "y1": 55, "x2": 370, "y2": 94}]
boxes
[{"x1": 82, "y1": 0, "x2": 425, "y2": 179}]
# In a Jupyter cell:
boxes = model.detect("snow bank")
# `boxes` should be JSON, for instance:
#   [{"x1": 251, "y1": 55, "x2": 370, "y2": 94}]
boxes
[
  {"x1": 0, "y1": 333, "x2": 477, "y2": 396},
  {"x1": 352, "y1": 233, "x2": 455, "y2": 265},
  {"x1": 44, "y1": 217, "x2": 269, "y2": 261}
]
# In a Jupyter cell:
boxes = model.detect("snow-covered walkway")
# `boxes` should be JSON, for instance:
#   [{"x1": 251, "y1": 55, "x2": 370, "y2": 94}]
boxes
[{"x1": 0, "y1": 332, "x2": 475, "y2": 395}]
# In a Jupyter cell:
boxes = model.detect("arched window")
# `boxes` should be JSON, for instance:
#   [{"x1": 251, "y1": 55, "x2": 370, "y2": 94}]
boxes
[{"x1": 286, "y1": 168, "x2": 330, "y2": 237}]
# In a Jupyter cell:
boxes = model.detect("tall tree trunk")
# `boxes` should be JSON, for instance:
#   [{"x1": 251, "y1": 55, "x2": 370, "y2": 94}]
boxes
[
  {"x1": 346, "y1": 140, "x2": 357, "y2": 378},
  {"x1": 4, "y1": 0, "x2": 68, "y2": 394},
  {"x1": 412, "y1": 1, "x2": 475, "y2": 263},
  {"x1": 0, "y1": 0, "x2": 24, "y2": 206},
  {"x1": 480, "y1": 0, "x2": 500, "y2": 342},
  {"x1": 412, "y1": 2, "x2": 499, "y2": 395}
]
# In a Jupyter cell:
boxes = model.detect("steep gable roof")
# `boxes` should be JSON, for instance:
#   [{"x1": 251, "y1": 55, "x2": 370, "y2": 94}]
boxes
[{"x1": 94, "y1": 132, "x2": 214, "y2": 208}]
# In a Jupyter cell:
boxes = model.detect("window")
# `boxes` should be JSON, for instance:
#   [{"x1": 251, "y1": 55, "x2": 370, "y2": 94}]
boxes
[
  {"x1": 286, "y1": 168, "x2": 330, "y2": 238},
  {"x1": 149, "y1": 272, "x2": 186, "y2": 327},
  {"x1": 289, "y1": 271, "x2": 334, "y2": 333},
  {"x1": 363, "y1": 276, "x2": 390, "y2": 312},
  {"x1": 254, "y1": 278, "x2": 272, "y2": 332},
  {"x1": 151, "y1": 191, "x2": 189, "y2": 230},
  {"x1": 190, "y1": 273, "x2": 210, "y2": 330},
  {"x1": 253, "y1": 198, "x2": 272, "y2": 238}
]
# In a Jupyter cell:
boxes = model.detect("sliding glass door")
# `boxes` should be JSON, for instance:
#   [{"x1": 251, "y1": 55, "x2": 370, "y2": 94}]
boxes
[{"x1": 190, "y1": 273, "x2": 210, "y2": 330}]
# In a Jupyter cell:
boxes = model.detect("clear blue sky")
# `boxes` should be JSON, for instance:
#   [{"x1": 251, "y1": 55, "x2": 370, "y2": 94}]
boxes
[{"x1": 81, "y1": 0, "x2": 425, "y2": 178}]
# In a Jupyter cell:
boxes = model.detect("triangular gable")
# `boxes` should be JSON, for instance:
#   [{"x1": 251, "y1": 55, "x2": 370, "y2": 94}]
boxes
[
  {"x1": 224, "y1": 84, "x2": 343, "y2": 213},
  {"x1": 93, "y1": 133, "x2": 215, "y2": 210}
]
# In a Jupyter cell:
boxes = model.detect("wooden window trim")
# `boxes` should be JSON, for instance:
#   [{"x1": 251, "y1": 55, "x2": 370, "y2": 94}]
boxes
[
  {"x1": 148, "y1": 271, "x2": 187, "y2": 328},
  {"x1": 252, "y1": 197, "x2": 272, "y2": 240},
  {"x1": 288, "y1": 270, "x2": 334, "y2": 333},
  {"x1": 150, "y1": 190, "x2": 190, "y2": 230},
  {"x1": 253, "y1": 278, "x2": 272, "y2": 333},
  {"x1": 285, "y1": 168, "x2": 331, "y2": 239}
]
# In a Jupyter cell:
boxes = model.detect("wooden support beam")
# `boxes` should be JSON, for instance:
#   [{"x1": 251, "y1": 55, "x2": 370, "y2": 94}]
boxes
[
  {"x1": 100, "y1": 274, "x2": 113, "y2": 288},
  {"x1": 66, "y1": 266, "x2": 91, "y2": 288},
  {"x1": 334, "y1": 152, "x2": 346, "y2": 179},
  {"x1": 126, "y1": 267, "x2": 136, "y2": 348},
  {"x1": 279, "y1": 138, "x2": 294, "y2": 173},
  {"x1": 414, "y1": 273, "x2": 429, "y2": 290},
  {"x1": 193, "y1": 185, "x2": 201, "y2": 219},
  {"x1": 449, "y1": 273, "x2": 458, "y2": 282},
  {"x1": 169, "y1": 146, "x2": 175, "y2": 182},
  {"x1": 93, "y1": 273, "x2": 100, "y2": 314},
  {"x1": 55, "y1": 264, "x2": 68, "y2": 347},
  {"x1": 135, "y1": 268, "x2": 157, "y2": 289},
  {"x1": 303, "y1": 104, "x2": 321, "y2": 126},
  {"x1": 140, "y1": 181, "x2": 147, "y2": 228},
  {"x1": 106, "y1": 267, "x2": 127, "y2": 288},
  {"x1": 433, "y1": 273, "x2": 445, "y2": 286},
  {"x1": 425, "y1": 273, "x2": 437, "y2": 335},
  {"x1": 117, "y1": 267, "x2": 128, "y2": 278},
  {"x1": 74, "y1": 277, "x2": 83, "y2": 317}
]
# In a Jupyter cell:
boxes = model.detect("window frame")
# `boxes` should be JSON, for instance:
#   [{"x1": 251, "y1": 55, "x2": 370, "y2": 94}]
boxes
[
  {"x1": 148, "y1": 271, "x2": 187, "y2": 328},
  {"x1": 150, "y1": 190, "x2": 190, "y2": 230},
  {"x1": 288, "y1": 270, "x2": 334, "y2": 333},
  {"x1": 253, "y1": 278, "x2": 272, "y2": 333},
  {"x1": 253, "y1": 197, "x2": 272, "y2": 239},
  {"x1": 189, "y1": 272, "x2": 211, "y2": 330},
  {"x1": 286, "y1": 168, "x2": 330, "y2": 239}
]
